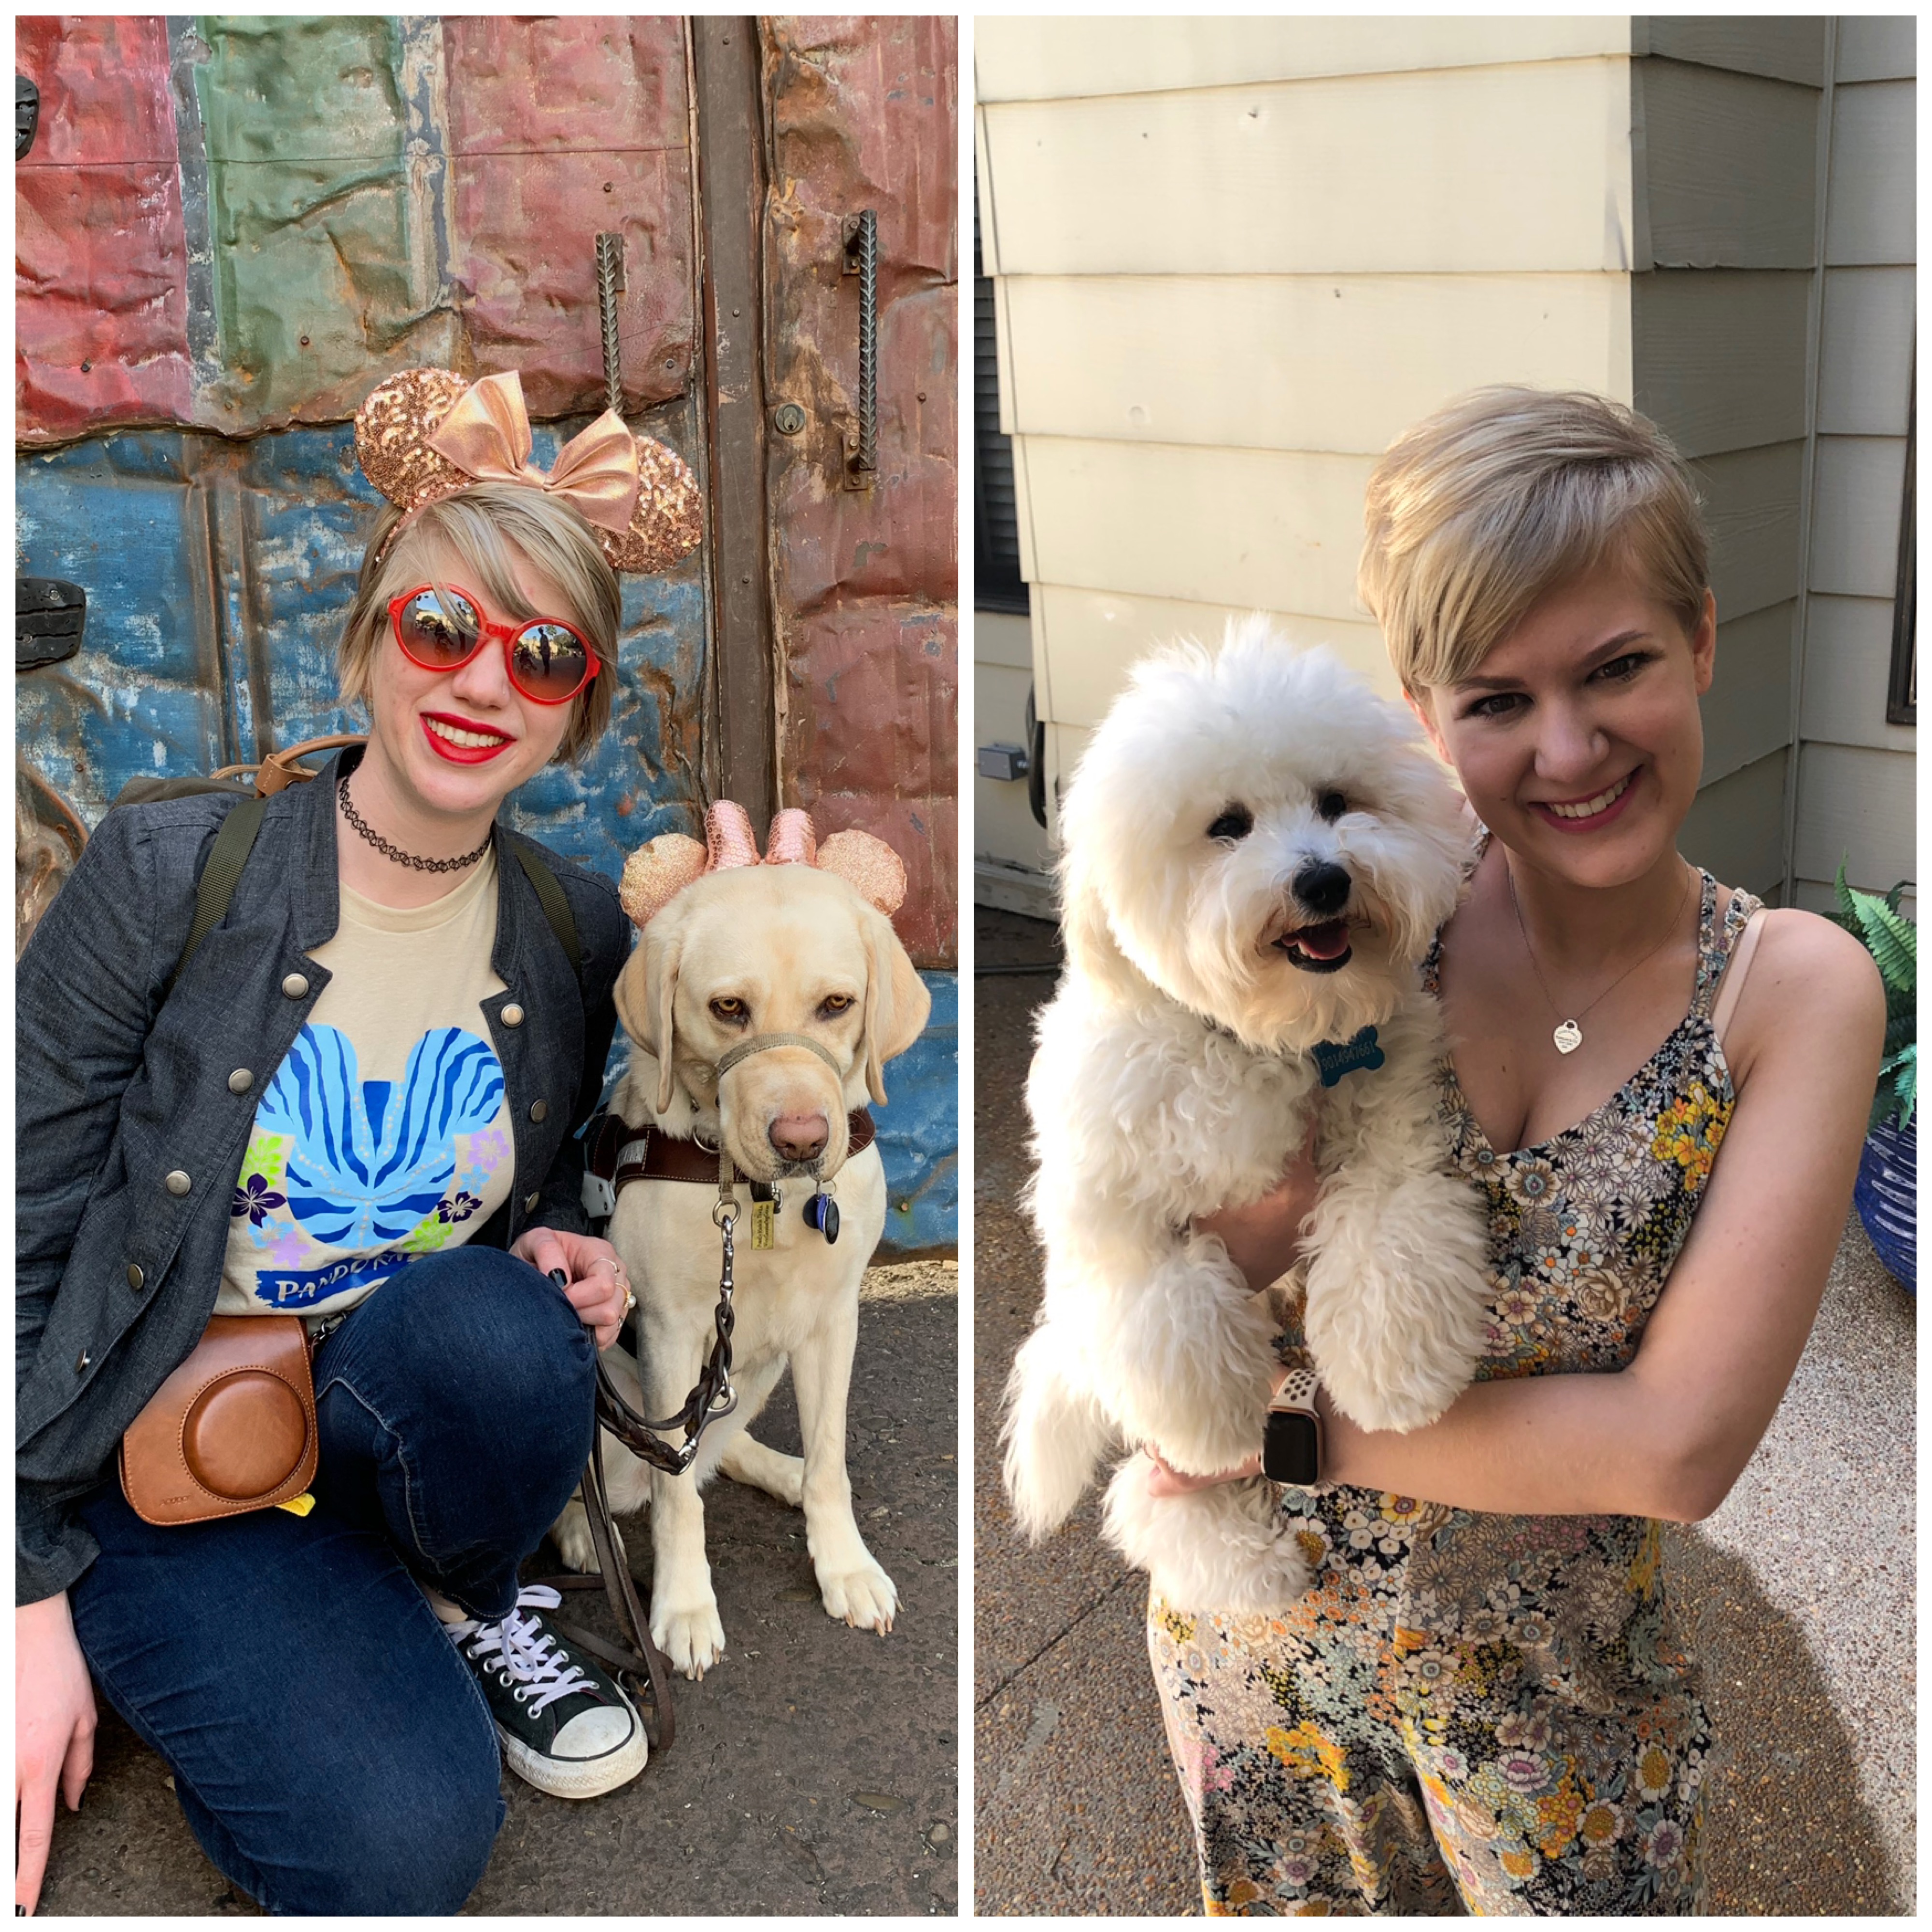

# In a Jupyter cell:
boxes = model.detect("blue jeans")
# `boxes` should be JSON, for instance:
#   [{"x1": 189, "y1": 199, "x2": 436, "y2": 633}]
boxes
[{"x1": 68, "y1": 1247, "x2": 596, "y2": 1915}]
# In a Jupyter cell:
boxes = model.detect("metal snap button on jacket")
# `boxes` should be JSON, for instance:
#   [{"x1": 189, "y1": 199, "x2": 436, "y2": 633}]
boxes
[
  {"x1": 74, "y1": 1350, "x2": 90, "y2": 1374},
  {"x1": 164, "y1": 1170, "x2": 192, "y2": 1196},
  {"x1": 501, "y1": 1004, "x2": 525, "y2": 1027},
  {"x1": 281, "y1": 973, "x2": 309, "y2": 998},
  {"x1": 528, "y1": 1100, "x2": 548, "y2": 1123},
  {"x1": 523, "y1": 1191, "x2": 540, "y2": 1213},
  {"x1": 227, "y1": 1068, "x2": 254, "y2": 1093},
  {"x1": 126, "y1": 1263, "x2": 144, "y2": 1291}
]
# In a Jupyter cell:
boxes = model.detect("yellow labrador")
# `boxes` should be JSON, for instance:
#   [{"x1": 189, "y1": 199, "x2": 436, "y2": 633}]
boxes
[{"x1": 553, "y1": 859, "x2": 930, "y2": 1678}]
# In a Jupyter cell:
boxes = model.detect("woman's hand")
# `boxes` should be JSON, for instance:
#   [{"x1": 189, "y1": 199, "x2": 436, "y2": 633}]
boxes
[
  {"x1": 511, "y1": 1227, "x2": 632, "y2": 1350},
  {"x1": 16, "y1": 1592, "x2": 96, "y2": 1917},
  {"x1": 1193, "y1": 1122, "x2": 1322, "y2": 1293}
]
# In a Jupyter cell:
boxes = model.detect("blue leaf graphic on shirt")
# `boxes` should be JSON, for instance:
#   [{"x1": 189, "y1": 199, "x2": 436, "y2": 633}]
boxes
[{"x1": 255, "y1": 1024, "x2": 504, "y2": 1249}]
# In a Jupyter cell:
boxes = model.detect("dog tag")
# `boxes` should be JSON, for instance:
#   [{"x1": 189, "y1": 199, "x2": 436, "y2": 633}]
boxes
[
  {"x1": 804, "y1": 1192, "x2": 840, "y2": 1244},
  {"x1": 751, "y1": 1197, "x2": 777, "y2": 1249},
  {"x1": 1311, "y1": 1025, "x2": 1385, "y2": 1088}
]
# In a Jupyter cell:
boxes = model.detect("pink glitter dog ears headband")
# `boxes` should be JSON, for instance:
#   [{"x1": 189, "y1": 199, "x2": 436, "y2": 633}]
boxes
[
  {"x1": 619, "y1": 800, "x2": 908, "y2": 927},
  {"x1": 354, "y1": 367, "x2": 704, "y2": 574}
]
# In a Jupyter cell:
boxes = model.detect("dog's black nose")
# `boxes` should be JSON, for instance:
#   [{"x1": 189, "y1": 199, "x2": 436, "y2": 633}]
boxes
[{"x1": 1293, "y1": 860, "x2": 1352, "y2": 918}]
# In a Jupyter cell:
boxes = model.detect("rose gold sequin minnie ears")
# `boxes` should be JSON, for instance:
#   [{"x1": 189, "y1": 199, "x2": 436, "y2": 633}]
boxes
[
  {"x1": 354, "y1": 367, "x2": 704, "y2": 574},
  {"x1": 619, "y1": 801, "x2": 909, "y2": 927}
]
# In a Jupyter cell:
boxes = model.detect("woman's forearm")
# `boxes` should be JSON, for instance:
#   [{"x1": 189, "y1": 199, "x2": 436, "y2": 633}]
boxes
[{"x1": 1321, "y1": 1365, "x2": 1708, "y2": 1522}]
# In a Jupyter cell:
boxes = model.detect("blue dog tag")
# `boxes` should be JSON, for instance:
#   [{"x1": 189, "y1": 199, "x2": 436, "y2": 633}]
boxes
[{"x1": 1312, "y1": 1025, "x2": 1385, "y2": 1088}]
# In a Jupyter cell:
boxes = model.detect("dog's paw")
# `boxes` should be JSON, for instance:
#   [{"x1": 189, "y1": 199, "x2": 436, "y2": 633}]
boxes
[
  {"x1": 717, "y1": 1435, "x2": 806, "y2": 1509},
  {"x1": 551, "y1": 1499, "x2": 597, "y2": 1574},
  {"x1": 550, "y1": 1498, "x2": 629, "y2": 1575},
  {"x1": 816, "y1": 1553, "x2": 898, "y2": 1634},
  {"x1": 1318, "y1": 1347, "x2": 1470, "y2": 1436},
  {"x1": 652, "y1": 1598, "x2": 727, "y2": 1679}
]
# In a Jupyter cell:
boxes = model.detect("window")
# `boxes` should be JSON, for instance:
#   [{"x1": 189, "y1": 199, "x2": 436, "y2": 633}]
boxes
[
  {"x1": 973, "y1": 172, "x2": 1028, "y2": 614},
  {"x1": 1888, "y1": 355, "x2": 1915, "y2": 726}
]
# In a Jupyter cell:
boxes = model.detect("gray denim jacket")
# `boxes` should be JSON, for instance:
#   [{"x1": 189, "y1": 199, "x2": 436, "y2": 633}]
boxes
[{"x1": 15, "y1": 751, "x2": 629, "y2": 1604}]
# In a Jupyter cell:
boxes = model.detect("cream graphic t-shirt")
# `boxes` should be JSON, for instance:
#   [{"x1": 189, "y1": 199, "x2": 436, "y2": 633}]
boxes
[{"x1": 217, "y1": 851, "x2": 515, "y2": 1317}]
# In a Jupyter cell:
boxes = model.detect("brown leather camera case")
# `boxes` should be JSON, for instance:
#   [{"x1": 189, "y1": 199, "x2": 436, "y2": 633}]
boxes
[{"x1": 119, "y1": 1316, "x2": 318, "y2": 1525}]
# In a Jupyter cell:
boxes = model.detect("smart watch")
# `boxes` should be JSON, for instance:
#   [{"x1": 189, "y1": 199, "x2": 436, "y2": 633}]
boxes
[{"x1": 1261, "y1": 1367, "x2": 1324, "y2": 1486}]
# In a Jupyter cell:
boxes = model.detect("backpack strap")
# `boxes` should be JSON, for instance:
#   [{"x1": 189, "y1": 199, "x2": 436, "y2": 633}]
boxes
[
  {"x1": 167, "y1": 796, "x2": 269, "y2": 996},
  {"x1": 510, "y1": 837, "x2": 585, "y2": 989},
  {"x1": 167, "y1": 807, "x2": 586, "y2": 1001}
]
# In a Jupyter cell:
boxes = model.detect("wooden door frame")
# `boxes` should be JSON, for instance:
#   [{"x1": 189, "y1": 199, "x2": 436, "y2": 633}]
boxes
[{"x1": 691, "y1": 16, "x2": 776, "y2": 827}]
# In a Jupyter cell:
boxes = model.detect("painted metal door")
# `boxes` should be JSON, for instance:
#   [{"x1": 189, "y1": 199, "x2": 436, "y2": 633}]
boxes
[{"x1": 15, "y1": 14, "x2": 956, "y2": 1249}]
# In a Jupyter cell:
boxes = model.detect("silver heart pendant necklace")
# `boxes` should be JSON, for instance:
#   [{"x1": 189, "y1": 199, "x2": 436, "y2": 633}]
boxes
[{"x1": 1508, "y1": 862, "x2": 1694, "y2": 1056}]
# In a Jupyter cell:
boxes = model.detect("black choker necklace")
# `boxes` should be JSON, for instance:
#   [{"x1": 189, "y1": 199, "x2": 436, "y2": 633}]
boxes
[{"x1": 339, "y1": 776, "x2": 493, "y2": 875}]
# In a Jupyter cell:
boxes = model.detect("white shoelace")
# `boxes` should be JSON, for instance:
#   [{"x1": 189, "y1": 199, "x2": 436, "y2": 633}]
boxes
[{"x1": 451, "y1": 1584, "x2": 596, "y2": 1717}]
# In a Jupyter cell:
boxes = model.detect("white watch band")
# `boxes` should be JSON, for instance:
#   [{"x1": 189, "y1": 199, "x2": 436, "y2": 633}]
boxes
[{"x1": 1271, "y1": 1368, "x2": 1320, "y2": 1412}]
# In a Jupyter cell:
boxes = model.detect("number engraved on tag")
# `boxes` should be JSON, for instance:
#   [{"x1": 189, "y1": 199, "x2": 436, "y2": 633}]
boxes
[{"x1": 751, "y1": 1198, "x2": 777, "y2": 1249}]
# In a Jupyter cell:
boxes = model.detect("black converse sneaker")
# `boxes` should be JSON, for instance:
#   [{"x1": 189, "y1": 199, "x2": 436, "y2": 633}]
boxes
[{"x1": 448, "y1": 1584, "x2": 648, "y2": 1799}]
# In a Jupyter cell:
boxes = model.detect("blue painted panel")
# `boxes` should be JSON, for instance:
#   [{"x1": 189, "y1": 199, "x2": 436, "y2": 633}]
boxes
[
  {"x1": 16, "y1": 434, "x2": 225, "y2": 816},
  {"x1": 876, "y1": 971, "x2": 958, "y2": 1253}
]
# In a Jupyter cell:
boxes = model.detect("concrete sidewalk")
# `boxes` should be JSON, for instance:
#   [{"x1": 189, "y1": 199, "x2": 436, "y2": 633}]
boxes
[
  {"x1": 973, "y1": 907, "x2": 1915, "y2": 1916},
  {"x1": 38, "y1": 1261, "x2": 959, "y2": 1918}
]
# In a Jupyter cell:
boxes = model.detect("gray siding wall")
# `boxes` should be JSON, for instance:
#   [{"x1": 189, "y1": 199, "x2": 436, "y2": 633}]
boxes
[{"x1": 1793, "y1": 23, "x2": 1916, "y2": 911}]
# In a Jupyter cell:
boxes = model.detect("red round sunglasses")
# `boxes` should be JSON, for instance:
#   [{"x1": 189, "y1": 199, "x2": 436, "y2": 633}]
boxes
[{"x1": 387, "y1": 584, "x2": 600, "y2": 706}]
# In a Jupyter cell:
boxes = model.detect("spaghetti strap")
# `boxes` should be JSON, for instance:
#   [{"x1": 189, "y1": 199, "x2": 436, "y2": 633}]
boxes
[
  {"x1": 1710, "y1": 906, "x2": 1768, "y2": 1046},
  {"x1": 1691, "y1": 876, "x2": 1762, "y2": 1017}
]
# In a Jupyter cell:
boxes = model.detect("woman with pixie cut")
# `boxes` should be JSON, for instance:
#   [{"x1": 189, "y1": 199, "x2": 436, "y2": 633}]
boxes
[
  {"x1": 16, "y1": 371, "x2": 701, "y2": 1915},
  {"x1": 1149, "y1": 388, "x2": 1884, "y2": 1914}
]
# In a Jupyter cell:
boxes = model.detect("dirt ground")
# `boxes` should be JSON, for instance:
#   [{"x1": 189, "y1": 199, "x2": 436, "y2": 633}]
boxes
[
  {"x1": 973, "y1": 907, "x2": 1915, "y2": 1917},
  {"x1": 36, "y1": 1260, "x2": 960, "y2": 1918}
]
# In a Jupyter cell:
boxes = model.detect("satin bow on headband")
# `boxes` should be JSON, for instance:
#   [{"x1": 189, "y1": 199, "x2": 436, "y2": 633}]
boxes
[
  {"x1": 355, "y1": 367, "x2": 703, "y2": 574},
  {"x1": 619, "y1": 801, "x2": 908, "y2": 928}
]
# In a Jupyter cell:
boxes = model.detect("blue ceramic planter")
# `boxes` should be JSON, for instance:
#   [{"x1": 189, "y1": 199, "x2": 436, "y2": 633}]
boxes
[{"x1": 1854, "y1": 1116, "x2": 1916, "y2": 1292}]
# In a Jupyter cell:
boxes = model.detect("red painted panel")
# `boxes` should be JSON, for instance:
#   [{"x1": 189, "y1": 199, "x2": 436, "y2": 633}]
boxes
[
  {"x1": 783, "y1": 602, "x2": 958, "y2": 967},
  {"x1": 762, "y1": 17, "x2": 959, "y2": 966},
  {"x1": 444, "y1": 16, "x2": 694, "y2": 415},
  {"x1": 14, "y1": 16, "x2": 178, "y2": 166},
  {"x1": 15, "y1": 16, "x2": 193, "y2": 440}
]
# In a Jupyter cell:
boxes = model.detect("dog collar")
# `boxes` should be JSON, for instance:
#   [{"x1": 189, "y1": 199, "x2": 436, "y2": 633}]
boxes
[{"x1": 1310, "y1": 1025, "x2": 1385, "y2": 1087}]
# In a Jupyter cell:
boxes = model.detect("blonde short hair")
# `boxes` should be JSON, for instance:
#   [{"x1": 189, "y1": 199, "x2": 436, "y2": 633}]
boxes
[
  {"x1": 1358, "y1": 387, "x2": 1709, "y2": 695},
  {"x1": 338, "y1": 483, "x2": 622, "y2": 763}
]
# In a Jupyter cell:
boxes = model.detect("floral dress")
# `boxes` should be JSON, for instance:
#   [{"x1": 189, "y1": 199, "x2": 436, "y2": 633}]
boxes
[{"x1": 1148, "y1": 872, "x2": 1759, "y2": 1916}]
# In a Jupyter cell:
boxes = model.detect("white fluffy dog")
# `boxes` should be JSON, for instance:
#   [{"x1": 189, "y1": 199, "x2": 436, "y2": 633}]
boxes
[{"x1": 1002, "y1": 617, "x2": 1492, "y2": 1614}]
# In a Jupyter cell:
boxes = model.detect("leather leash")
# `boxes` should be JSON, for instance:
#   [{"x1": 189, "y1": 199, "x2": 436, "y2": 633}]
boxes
[{"x1": 537, "y1": 1042, "x2": 876, "y2": 1743}]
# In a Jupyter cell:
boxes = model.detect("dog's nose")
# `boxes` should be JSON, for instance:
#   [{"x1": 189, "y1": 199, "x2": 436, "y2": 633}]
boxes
[
  {"x1": 769, "y1": 1111, "x2": 830, "y2": 1163},
  {"x1": 1293, "y1": 860, "x2": 1352, "y2": 918}
]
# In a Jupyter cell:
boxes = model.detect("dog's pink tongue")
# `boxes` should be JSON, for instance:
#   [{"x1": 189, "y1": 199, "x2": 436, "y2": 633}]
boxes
[{"x1": 1292, "y1": 920, "x2": 1350, "y2": 960}]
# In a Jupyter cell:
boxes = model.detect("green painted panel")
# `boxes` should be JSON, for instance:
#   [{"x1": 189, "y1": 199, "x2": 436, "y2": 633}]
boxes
[
  {"x1": 195, "y1": 16, "x2": 452, "y2": 422},
  {"x1": 195, "y1": 16, "x2": 406, "y2": 163}
]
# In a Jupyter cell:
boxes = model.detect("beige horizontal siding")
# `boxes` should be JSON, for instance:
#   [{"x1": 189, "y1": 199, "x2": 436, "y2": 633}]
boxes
[
  {"x1": 1816, "y1": 267, "x2": 1916, "y2": 435},
  {"x1": 978, "y1": 59, "x2": 1637, "y2": 279},
  {"x1": 1807, "y1": 436, "x2": 1911, "y2": 598},
  {"x1": 998, "y1": 273, "x2": 1633, "y2": 456},
  {"x1": 1834, "y1": 17, "x2": 1917, "y2": 85},
  {"x1": 1792, "y1": 742, "x2": 1917, "y2": 889},
  {"x1": 1823, "y1": 80, "x2": 1916, "y2": 265},
  {"x1": 975, "y1": 18, "x2": 1632, "y2": 102},
  {"x1": 1799, "y1": 595, "x2": 1917, "y2": 754},
  {"x1": 1636, "y1": 16, "x2": 1828, "y2": 87},
  {"x1": 1016, "y1": 436, "x2": 1376, "y2": 620},
  {"x1": 1034, "y1": 584, "x2": 1391, "y2": 732},
  {"x1": 1678, "y1": 749, "x2": 1788, "y2": 898},
  {"x1": 974, "y1": 605, "x2": 1033, "y2": 673},
  {"x1": 1695, "y1": 440, "x2": 1805, "y2": 621},
  {"x1": 1635, "y1": 61, "x2": 1820, "y2": 270},
  {"x1": 1702, "y1": 601, "x2": 1796, "y2": 784},
  {"x1": 1631, "y1": 269, "x2": 1810, "y2": 456},
  {"x1": 975, "y1": 653, "x2": 1054, "y2": 875}
]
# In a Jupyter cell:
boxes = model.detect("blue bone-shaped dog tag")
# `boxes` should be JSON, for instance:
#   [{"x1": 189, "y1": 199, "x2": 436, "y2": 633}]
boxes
[{"x1": 1311, "y1": 1025, "x2": 1385, "y2": 1088}]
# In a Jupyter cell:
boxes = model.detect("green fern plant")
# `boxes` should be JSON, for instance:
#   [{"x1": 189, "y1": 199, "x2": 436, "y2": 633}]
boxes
[{"x1": 1833, "y1": 859, "x2": 1916, "y2": 1133}]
